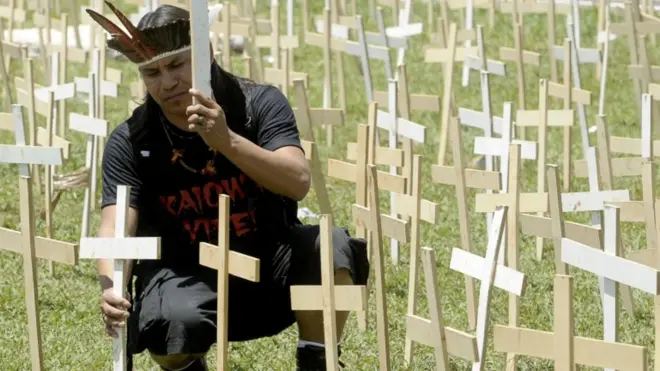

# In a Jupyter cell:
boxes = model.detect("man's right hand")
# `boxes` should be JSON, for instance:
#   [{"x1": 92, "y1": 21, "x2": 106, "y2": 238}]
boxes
[{"x1": 100, "y1": 288, "x2": 131, "y2": 338}]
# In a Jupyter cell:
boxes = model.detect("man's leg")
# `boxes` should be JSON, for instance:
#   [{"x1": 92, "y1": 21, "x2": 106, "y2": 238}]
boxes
[
  {"x1": 129, "y1": 265, "x2": 217, "y2": 371},
  {"x1": 150, "y1": 353, "x2": 207, "y2": 370},
  {"x1": 294, "y1": 268, "x2": 353, "y2": 343}
]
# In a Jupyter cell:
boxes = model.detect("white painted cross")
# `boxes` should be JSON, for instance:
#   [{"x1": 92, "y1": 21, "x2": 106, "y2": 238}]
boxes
[
  {"x1": 463, "y1": 25, "x2": 507, "y2": 82},
  {"x1": 80, "y1": 185, "x2": 161, "y2": 371},
  {"x1": 190, "y1": 0, "x2": 213, "y2": 100},
  {"x1": 69, "y1": 72, "x2": 109, "y2": 240},
  {"x1": 562, "y1": 204, "x2": 658, "y2": 371},
  {"x1": 551, "y1": 15, "x2": 600, "y2": 66},
  {"x1": 449, "y1": 206, "x2": 526, "y2": 371},
  {"x1": 473, "y1": 100, "x2": 537, "y2": 249},
  {"x1": 376, "y1": 80, "x2": 425, "y2": 264},
  {"x1": 0, "y1": 104, "x2": 64, "y2": 371},
  {"x1": 74, "y1": 49, "x2": 118, "y2": 102},
  {"x1": 312, "y1": 12, "x2": 393, "y2": 101},
  {"x1": 75, "y1": 49, "x2": 117, "y2": 210}
]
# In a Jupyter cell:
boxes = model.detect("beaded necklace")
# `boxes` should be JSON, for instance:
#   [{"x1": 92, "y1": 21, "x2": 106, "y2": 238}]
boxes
[{"x1": 160, "y1": 114, "x2": 218, "y2": 176}]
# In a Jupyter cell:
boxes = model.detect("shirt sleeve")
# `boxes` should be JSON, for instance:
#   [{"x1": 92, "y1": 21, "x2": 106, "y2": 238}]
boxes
[
  {"x1": 101, "y1": 123, "x2": 142, "y2": 209},
  {"x1": 252, "y1": 85, "x2": 303, "y2": 152}
]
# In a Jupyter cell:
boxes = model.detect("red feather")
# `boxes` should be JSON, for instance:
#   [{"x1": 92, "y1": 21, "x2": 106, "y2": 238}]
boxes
[
  {"x1": 84, "y1": 8, "x2": 145, "y2": 60},
  {"x1": 103, "y1": 1, "x2": 156, "y2": 58}
]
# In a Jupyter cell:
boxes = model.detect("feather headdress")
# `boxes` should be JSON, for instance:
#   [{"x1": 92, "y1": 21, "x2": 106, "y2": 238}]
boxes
[{"x1": 86, "y1": 1, "x2": 195, "y2": 67}]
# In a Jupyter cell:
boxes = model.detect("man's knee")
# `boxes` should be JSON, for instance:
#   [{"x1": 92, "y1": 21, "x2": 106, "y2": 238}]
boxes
[
  {"x1": 150, "y1": 353, "x2": 202, "y2": 370},
  {"x1": 164, "y1": 300, "x2": 207, "y2": 330}
]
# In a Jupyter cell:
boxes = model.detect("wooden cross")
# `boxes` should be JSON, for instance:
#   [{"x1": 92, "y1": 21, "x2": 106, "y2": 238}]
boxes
[
  {"x1": 198, "y1": 194, "x2": 260, "y2": 370},
  {"x1": 377, "y1": 79, "x2": 426, "y2": 263},
  {"x1": 430, "y1": 99, "x2": 503, "y2": 330},
  {"x1": 498, "y1": 22, "x2": 541, "y2": 140},
  {"x1": 69, "y1": 72, "x2": 110, "y2": 239},
  {"x1": 254, "y1": 0, "x2": 299, "y2": 70},
  {"x1": 499, "y1": 0, "x2": 570, "y2": 81},
  {"x1": 473, "y1": 100, "x2": 536, "y2": 249},
  {"x1": 0, "y1": 104, "x2": 65, "y2": 371},
  {"x1": 543, "y1": 38, "x2": 592, "y2": 190},
  {"x1": 374, "y1": 63, "x2": 440, "y2": 115},
  {"x1": 350, "y1": 164, "x2": 395, "y2": 370},
  {"x1": 404, "y1": 246, "x2": 479, "y2": 369},
  {"x1": 424, "y1": 22, "x2": 463, "y2": 165},
  {"x1": 400, "y1": 154, "x2": 440, "y2": 363},
  {"x1": 292, "y1": 79, "x2": 334, "y2": 215},
  {"x1": 290, "y1": 214, "x2": 367, "y2": 370},
  {"x1": 79, "y1": 185, "x2": 161, "y2": 371},
  {"x1": 461, "y1": 25, "x2": 506, "y2": 86},
  {"x1": 327, "y1": 118, "x2": 408, "y2": 331},
  {"x1": 75, "y1": 49, "x2": 118, "y2": 210}
]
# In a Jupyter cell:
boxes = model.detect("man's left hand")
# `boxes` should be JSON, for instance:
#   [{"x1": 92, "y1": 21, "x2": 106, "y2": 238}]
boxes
[{"x1": 186, "y1": 89, "x2": 234, "y2": 152}]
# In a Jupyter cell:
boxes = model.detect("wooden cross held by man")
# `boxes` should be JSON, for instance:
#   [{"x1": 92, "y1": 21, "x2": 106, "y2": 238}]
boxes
[
  {"x1": 0, "y1": 105, "x2": 64, "y2": 371},
  {"x1": 79, "y1": 186, "x2": 162, "y2": 371}
]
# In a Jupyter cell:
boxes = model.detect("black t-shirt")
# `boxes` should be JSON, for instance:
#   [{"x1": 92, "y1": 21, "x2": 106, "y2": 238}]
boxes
[{"x1": 100, "y1": 83, "x2": 302, "y2": 269}]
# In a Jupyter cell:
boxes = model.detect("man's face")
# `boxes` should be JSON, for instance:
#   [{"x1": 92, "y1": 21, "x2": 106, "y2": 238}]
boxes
[{"x1": 139, "y1": 50, "x2": 193, "y2": 116}]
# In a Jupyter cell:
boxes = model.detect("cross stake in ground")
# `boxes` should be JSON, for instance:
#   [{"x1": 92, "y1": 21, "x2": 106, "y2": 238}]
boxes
[
  {"x1": 198, "y1": 194, "x2": 261, "y2": 371},
  {"x1": 0, "y1": 104, "x2": 65, "y2": 371},
  {"x1": 79, "y1": 186, "x2": 162, "y2": 371}
]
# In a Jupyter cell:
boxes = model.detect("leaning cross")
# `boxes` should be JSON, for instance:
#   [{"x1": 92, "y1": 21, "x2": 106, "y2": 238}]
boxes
[
  {"x1": 79, "y1": 185, "x2": 162, "y2": 371},
  {"x1": 0, "y1": 105, "x2": 64, "y2": 371}
]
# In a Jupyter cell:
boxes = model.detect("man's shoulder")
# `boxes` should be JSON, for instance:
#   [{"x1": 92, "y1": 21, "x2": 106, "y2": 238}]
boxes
[{"x1": 245, "y1": 83, "x2": 290, "y2": 109}]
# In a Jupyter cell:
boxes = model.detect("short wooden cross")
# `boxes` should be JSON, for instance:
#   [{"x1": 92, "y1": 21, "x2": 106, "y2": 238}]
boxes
[
  {"x1": 198, "y1": 194, "x2": 260, "y2": 371},
  {"x1": 0, "y1": 104, "x2": 65, "y2": 371},
  {"x1": 79, "y1": 185, "x2": 161, "y2": 371},
  {"x1": 290, "y1": 214, "x2": 367, "y2": 370},
  {"x1": 404, "y1": 246, "x2": 479, "y2": 369}
]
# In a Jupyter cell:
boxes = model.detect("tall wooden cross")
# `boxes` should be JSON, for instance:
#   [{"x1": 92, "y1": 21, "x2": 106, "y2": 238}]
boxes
[
  {"x1": 198, "y1": 195, "x2": 260, "y2": 370},
  {"x1": 0, "y1": 104, "x2": 64, "y2": 371}
]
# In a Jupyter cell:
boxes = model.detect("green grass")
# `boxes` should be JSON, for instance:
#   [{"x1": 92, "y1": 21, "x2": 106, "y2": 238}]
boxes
[{"x1": 0, "y1": 1, "x2": 657, "y2": 370}]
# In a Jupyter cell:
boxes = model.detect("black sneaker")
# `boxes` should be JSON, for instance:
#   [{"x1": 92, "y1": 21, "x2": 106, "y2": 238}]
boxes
[
  {"x1": 296, "y1": 344, "x2": 345, "y2": 371},
  {"x1": 160, "y1": 357, "x2": 208, "y2": 371}
]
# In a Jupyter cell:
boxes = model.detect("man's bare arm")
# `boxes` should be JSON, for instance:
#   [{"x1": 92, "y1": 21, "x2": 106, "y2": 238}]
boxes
[{"x1": 97, "y1": 205, "x2": 139, "y2": 295}]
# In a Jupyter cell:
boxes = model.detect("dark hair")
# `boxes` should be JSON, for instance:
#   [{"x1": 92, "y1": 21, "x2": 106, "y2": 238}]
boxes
[{"x1": 134, "y1": 5, "x2": 256, "y2": 134}]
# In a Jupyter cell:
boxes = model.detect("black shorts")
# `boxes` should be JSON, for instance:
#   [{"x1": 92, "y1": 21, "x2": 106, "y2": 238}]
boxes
[{"x1": 126, "y1": 225, "x2": 369, "y2": 356}]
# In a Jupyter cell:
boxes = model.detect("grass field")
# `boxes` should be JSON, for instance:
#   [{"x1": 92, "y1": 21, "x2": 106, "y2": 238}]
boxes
[{"x1": 0, "y1": 0, "x2": 657, "y2": 370}]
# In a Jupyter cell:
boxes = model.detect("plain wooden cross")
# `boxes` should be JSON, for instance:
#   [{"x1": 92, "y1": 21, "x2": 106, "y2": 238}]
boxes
[
  {"x1": 198, "y1": 194, "x2": 261, "y2": 370},
  {"x1": 493, "y1": 201, "x2": 648, "y2": 369},
  {"x1": 498, "y1": 22, "x2": 541, "y2": 140},
  {"x1": 404, "y1": 246, "x2": 479, "y2": 369},
  {"x1": 0, "y1": 104, "x2": 65, "y2": 371},
  {"x1": 290, "y1": 214, "x2": 367, "y2": 370},
  {"x1": 79, "y1": 186, "x2": 162, "y2": 371},
  {"x1": 292, "y1": 79, "x2": 334, "y2": 216}
]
